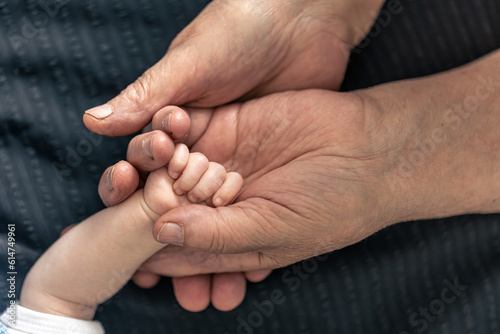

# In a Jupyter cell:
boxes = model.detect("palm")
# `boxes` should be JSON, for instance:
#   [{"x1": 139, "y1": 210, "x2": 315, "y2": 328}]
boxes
[{"x1": 140, "y1": 89, "x2": 393, "y2": 274}]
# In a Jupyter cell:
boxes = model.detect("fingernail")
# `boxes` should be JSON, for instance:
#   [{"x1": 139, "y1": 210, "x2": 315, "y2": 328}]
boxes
[
  {"x1": 85, "y1": 104, "x2": 113, "y2": 119},
  {"x1": 142, "y1": 135, "x2": 155, "y2": 159},
  {"x1": 162, "y1": 112, "x2": 173, "y2": 135},
  {"x1": 156, "y1": 223, "x2": 184, "y2": 245},
  {"x1": 107, "y1": 164, "x2": 116, "y2": 192},
  {"x1": 213, "y1": 197, "x2": 224, "y2": 206}
]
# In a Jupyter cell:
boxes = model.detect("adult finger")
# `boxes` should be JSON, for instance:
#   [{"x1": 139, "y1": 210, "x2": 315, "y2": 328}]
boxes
[
  {"x1": 211, "y1": 273, "x2": 246, "y2": 311},
  {"x1": 132, "y1": 271, "x2": 161, "y2": 289},
  {"x1": 82, "y1": 3, "x2": 244, "y2": 137},
  {"x1": 153, "y1": 200, "x2": 283, "y2": 256},
  {"x1": 126, "y1": 130, "x2": 175, "y2": 173},
  {"x1": 152, "y1": 106, "x2": 214, "y2": 148},
  {"x1": 98, "y1": 160, "x2": 140, "y2": 207},
  {"x1": 172, "y1": 275, "x2": 211, "y2": 312},
  {"x1": 82, "y1": 0, "x2": 289, "y2": 137},
  {"x1": 82, "y1": 46, "x2": 203, "y2": 137},
  {"x1": 150, "y1": 106, "x2": 191, "y2": 141},
  {"x1": 136, "y1": 246, "x2": 268, "y2": 277},
  {"x1": 244, "y1": 270, "x2": 273, "y2": 283},
  {"x1": 60, "y1": 224, "x2": 77, "y2": 237}
]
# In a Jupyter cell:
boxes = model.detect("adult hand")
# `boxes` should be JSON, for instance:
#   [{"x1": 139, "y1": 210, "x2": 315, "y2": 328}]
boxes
[
  {"x1": 112, "y1": 50, "x2": 500, "y2": 278},
  {"x1": 83, "y1": 0, "x2": 385, "y2": 136},
  {"x1": 90, "y1": 0, "x2": 385, "y2": 312}
]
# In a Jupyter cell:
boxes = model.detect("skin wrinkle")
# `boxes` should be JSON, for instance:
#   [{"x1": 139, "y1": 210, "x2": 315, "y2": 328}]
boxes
[
  {"x1": 235, "y1": 92, "x2": 373, "y2": 192},
  {"x1": 286, "y1": 171, "x2": 359, "y2": 221},
  {"x1": 127, "y1": 70, "x2": 156, "y2": 113},
  {"x1": 254, "y1": 189, "x2": 303, "y2": 223},
  {"x1": 106, "y1": 164, "x2": 115, "y2": 192},
  {"x1": 244, "y1": 1, "x2": 354, "y2": 98},
  {"x1": 229, "y1": 103, "x2": 256, "y2": 174},
  {"x1": 41, "y1": 290, "x2": 95, "y2": 320},
  {"x1": 211, "y1": 204, "x2": 273, "y2": 255},
  {"x1": 199, "y1": 4, "x2": 279, "y2": 102},
  {"x1": 138, "y1": 191, "x2": 160, "y2": 226},
  {"x1": 225, "y1": 199, "x2": 279, "y2": 248},
  {"x1": 162, "y1": 112, "x2": 172, "y2": 136},
  {"x1": 207, "y1": 207, "x2": 225, "y2": 254},
  {"x1": 187, "y1": 109, "x2": 216, "y2": 153},
  {"x1": 167, "y1": 46, "x2": 202, "y2": 105},
  {"x1": 141, "y1": 246, "x2": 213, "y2": 272}
]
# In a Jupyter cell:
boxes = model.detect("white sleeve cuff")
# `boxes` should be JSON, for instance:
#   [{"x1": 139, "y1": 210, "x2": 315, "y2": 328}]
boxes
[{"x1": 0, "y1": 303, "x2": 104, "y2": 334}]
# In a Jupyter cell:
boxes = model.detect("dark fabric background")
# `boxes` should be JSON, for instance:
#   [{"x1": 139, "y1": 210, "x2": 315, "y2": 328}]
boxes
[{"x1": 1, "y1": 0, "x2": 499, "y2": 333}]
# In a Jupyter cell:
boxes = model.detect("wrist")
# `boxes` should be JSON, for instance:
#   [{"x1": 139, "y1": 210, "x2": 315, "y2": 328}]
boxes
[
  {"x1": 20, "y1": 282, "x2": 97, "y2": 321},
  {"x1": 358, "y1": 50, "x2": 500, "y2": 224}
]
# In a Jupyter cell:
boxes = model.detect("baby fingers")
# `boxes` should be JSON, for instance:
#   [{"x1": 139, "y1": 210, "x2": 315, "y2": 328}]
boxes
[
  {"x1": 187, "y1": 162, "x2": 227, "y2": 203},
  {"x1": 168, "y1": 143, "x2": 190, "y2": 179},
  {"x1": 173, "y1": 152, "x2": 209, "y2": 196},
  {"x1": 212, "y1": 172, "x2": 244, "y2": 207}
]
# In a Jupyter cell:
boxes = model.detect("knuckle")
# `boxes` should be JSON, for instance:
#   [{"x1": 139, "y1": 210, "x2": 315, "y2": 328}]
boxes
[
  {"x1": 228, "y1": 171, "x2": 243, "y2": 184},
  {"x1": 210, "y1": 163, "x2": 226, "y2": 181},
  {"x1": 208, "y1": 215, "x2": 227, "y2": 254},
  {"x1": 190, "y1": 153, "x2": 209, "y2": 168},
  {"x1": 121, "y1": 72, "x2": 152, "y2": 108}
]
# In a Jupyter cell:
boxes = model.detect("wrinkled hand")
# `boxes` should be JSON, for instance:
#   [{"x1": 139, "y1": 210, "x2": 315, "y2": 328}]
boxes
[
  {"x1": 147, "y1": 90, "x2": 399, "y2": 268},
  {"x1": 105, "y1": 88, "x2": 411, "y2": 293},
  {"x1": 90, "y1": 0, "x2": 384, "y2": 312},
  {"x1": 100, "y1": 50, "x2": 500, "y2": 312},
  {"x1": 138, "y1": 53, "x2": 500, "y2": 275},
  {"x1": 83, "y1": 0, "x2": 384, "y2": 136}
]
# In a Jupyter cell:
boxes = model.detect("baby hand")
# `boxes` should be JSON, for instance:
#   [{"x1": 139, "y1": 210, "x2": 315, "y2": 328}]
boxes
[{"x1": 19, "y1": 144, "x2": 242, "y2": 321}]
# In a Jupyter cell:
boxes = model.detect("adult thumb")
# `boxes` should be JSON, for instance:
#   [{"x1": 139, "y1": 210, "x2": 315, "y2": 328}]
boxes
[
  {"x1": 153, "y1": 201, "x2": 276, "y2": 254},
  {"x1": 83, "y1": 47, "x2": 203, "y2": 137}
]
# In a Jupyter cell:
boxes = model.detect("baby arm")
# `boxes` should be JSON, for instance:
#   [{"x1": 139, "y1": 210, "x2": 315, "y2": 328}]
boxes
[{"x1": 1, "y1": 144, "x2": 242, "y2": 333}]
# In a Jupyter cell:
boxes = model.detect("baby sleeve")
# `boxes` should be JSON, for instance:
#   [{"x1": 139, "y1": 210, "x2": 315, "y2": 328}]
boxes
[{"x1": 0, "y1": 304, "x2": 104, "y2": 334}]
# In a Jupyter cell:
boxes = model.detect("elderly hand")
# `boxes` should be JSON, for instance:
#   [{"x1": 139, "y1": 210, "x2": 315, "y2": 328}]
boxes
[
  {"x1": 106, "y1": 50, "x2": 500, "y2": 296},
  {"x1": 83, "y1": 0, "x2": 384, "y2": 136},
  {"x1": 89, "y1": 0, "x2": 385, "y2": 312}
]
